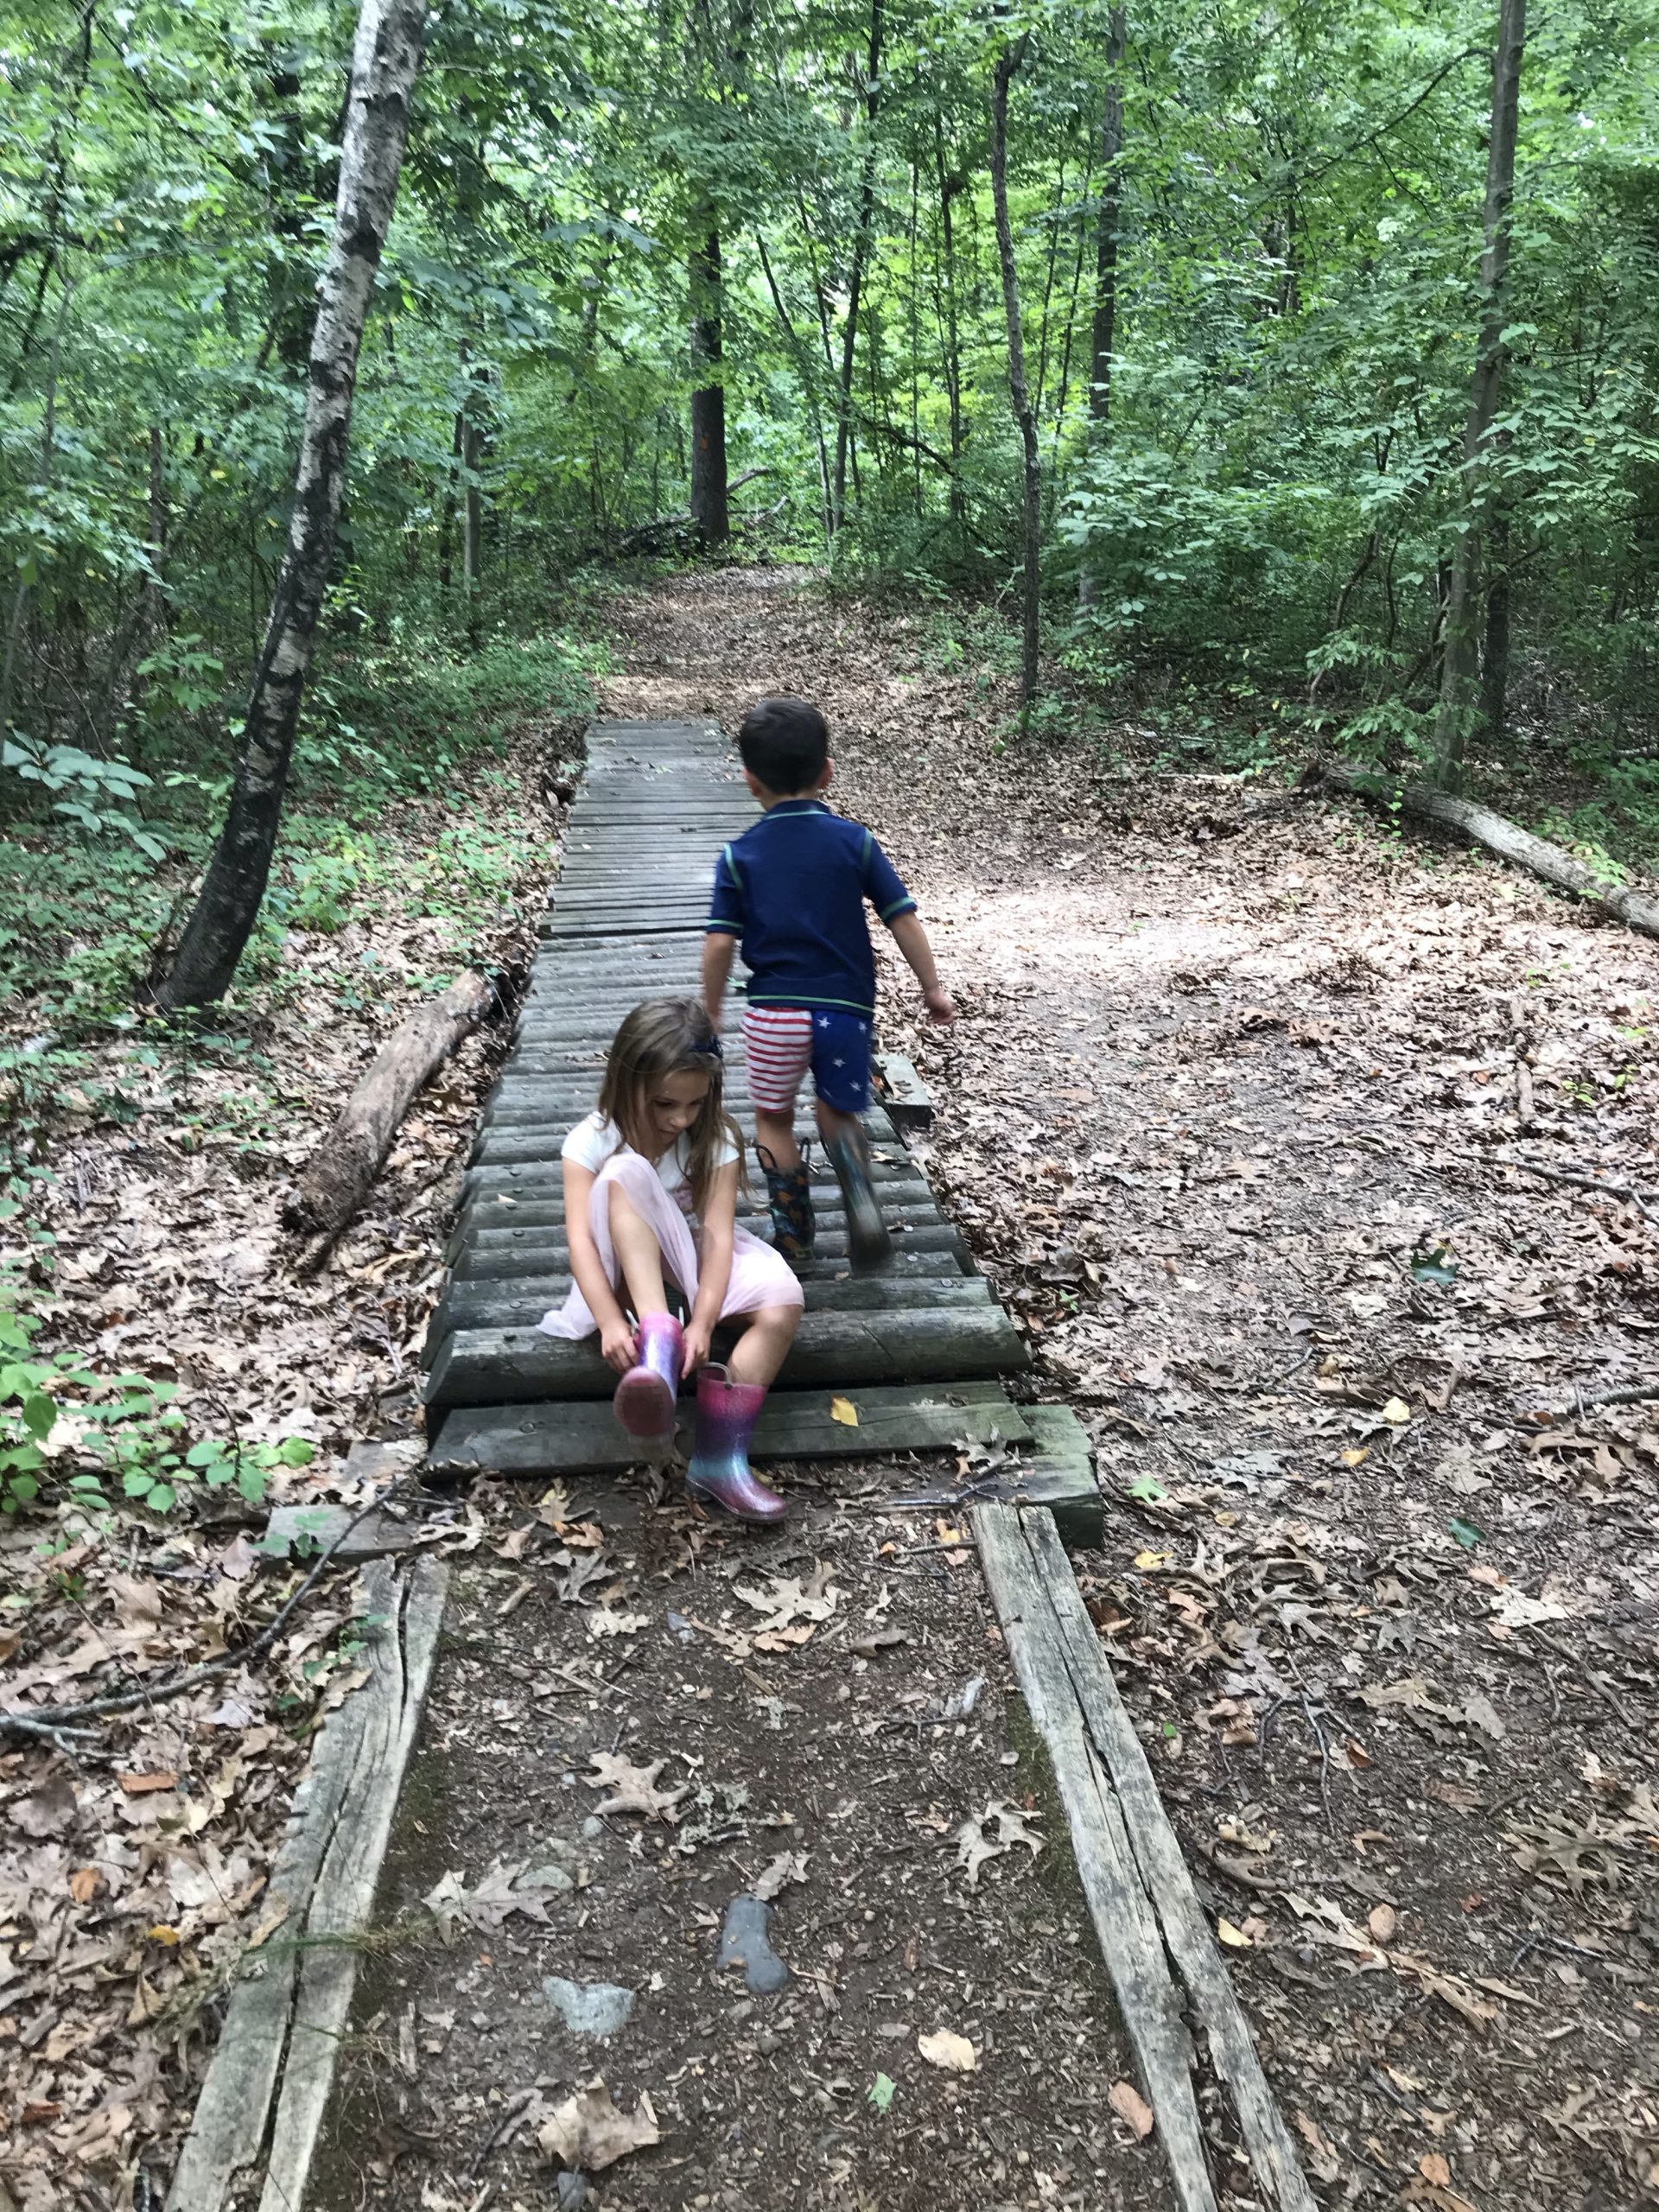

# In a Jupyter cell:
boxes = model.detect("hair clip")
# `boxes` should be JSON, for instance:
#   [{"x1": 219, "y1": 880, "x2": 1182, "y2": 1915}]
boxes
[{"x1": 696, "y1": 1035, "x2": 724, "y2": 1060}]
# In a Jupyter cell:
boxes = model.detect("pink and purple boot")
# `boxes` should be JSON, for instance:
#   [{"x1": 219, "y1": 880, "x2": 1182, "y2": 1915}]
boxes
[
  {"x1": 612, "y1": 1313, "x2": 683, "y2": 1440},
  {"x1": 685, "y1": 1365, "x2": 785, "y2": 1523}
]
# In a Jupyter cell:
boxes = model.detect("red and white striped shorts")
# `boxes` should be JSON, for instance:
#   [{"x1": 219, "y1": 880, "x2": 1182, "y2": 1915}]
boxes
[{"x1": 741, "y1": 1005, "x2": 874, "y2": 1115}]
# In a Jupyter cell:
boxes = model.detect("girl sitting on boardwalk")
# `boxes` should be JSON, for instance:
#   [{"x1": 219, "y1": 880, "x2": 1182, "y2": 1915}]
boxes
[{"x1": 538, "y1": 997, "x2": 804, "y2": 1522}]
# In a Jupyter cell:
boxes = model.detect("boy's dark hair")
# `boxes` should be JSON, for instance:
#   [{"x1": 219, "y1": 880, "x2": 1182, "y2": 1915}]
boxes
[{"x1": 737, "y1": 696, "x2": 830, "y2": 795}]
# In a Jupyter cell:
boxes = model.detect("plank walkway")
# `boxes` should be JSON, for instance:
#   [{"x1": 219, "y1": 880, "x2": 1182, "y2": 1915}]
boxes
[{"x1": 423, "y1": 718, "x2": 1096, "y2": 1525}]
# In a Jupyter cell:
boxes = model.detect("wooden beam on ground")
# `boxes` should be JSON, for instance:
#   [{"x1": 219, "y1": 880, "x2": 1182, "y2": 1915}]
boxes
[
  {"x1": 1319, "y1": 759, "x2": 1659, "y2": 942},
  {"x1": 424, "y1": 1305, "x2": 1028, "y2": 1409},
  {"x1": 164, "y1": 1556, "x2": 448, "y2": 2212},
  {"x1": 426, "y1": 1379, "x2": 1036, "y2": 1480},
  {"x1": 976, "y1": 1504, "x2": 1316, "y2": 2212}
]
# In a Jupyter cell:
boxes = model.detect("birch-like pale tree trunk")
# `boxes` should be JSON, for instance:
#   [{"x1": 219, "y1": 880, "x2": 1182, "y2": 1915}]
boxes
[
  {"x1": 1431, "y1": 0, "x2": 1526, "y2": 788},
  {"x1": 991, "y1": 34, "x2": 1041, "y2": 715},
  {"x1": 153, "y1": 0, "x2": 429, "y2": 1010},
  {"x1": 831, "y1": 0, "x2": 885, "y2": 533}
]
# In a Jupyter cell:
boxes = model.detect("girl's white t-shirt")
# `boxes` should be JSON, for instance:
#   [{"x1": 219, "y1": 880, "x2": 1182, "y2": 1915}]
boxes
[{"x1": 561, "y1": 1112, "x2": 740, "y2": 1205}]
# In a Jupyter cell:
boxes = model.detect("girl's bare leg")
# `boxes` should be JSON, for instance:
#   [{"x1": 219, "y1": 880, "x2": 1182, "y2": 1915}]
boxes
[
  {"x1": 608, "y1": 1182, "x2": 671, "y2": 1318},
  {"x1": 725, "y1": 1302, "x2": 800, "y2": 1388}
]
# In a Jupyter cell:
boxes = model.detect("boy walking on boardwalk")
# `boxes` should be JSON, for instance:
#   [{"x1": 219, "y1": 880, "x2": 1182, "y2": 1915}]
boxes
[{"x1": 701, "y1": 696, "x2": 956, "y2": 1270}]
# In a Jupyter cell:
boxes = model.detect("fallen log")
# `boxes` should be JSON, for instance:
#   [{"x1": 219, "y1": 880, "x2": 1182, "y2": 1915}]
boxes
[
  {"x1": 1317, "y1": 759, "x2": 1659, "y2": 943},
  {"x1": 288, "y1": 970, "x2": 493, "y2": 1252}
]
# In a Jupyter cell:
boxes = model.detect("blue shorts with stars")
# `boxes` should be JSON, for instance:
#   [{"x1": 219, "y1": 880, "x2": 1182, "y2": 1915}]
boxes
[{"x1": 742, "y1": 1006, "x2": 874, "y2": 1116}]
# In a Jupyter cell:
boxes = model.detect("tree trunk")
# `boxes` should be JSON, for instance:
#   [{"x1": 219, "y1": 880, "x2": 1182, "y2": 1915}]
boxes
[
  {"x1": 688, "y1": 224, "x2": 728, "y2": 550},
  {"x1": 1077, "y1": 7, "x2": 1126, "y2": 610},
  {"x1": 934, "y1": 121, "x2": 965, "y2": 528},
  {"x1": 288, "y1": 969, "x2": 493, "y2": 1252},
  {"x1": 1483, "y1": 491, "x2": 1511, "y2": 748},
  {"x1": 152, "y1": 0, "x2": 429, "y2": 1012},
  {"x1": 1431, "y1": 0, "x2": 1526, "y2": 788},
  {"x1": 831, "y1": 0, "x2": 886, "y2": 533},
  {"x1": 756, "y1": 232, "x2": 833, "y2": 543},
  {"x1": 991, "y1": 35, "x2": 1041, "y2": 715}
]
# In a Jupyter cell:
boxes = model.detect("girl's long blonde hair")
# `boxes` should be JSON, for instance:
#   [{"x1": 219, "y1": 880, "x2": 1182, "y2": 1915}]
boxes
[{"x1": 597, "y1": 997, "x2": 744, "y2": 1217}]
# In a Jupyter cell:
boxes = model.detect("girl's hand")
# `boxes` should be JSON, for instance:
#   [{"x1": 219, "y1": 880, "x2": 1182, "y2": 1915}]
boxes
[
  {"x1": 683, "y1": 1318, "x2": 715, "y2": 1374},
  {"x1": 923, "y1": 983, "x2": 957, "y2": 1026},
  {"x1": 600, "y1": 1316, "x2": 638, "y2": 1373}
]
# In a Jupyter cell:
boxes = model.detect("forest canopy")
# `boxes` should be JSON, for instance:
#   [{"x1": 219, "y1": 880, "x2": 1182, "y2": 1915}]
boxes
[{"x1": 3, "y1": 0, "x2": 1659, "y2": 1016}]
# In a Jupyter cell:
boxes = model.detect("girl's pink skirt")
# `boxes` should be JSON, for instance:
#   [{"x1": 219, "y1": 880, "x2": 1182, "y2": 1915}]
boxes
[{"x1": 538, "y1": 1150, "x2": 804, "y2": 1340}]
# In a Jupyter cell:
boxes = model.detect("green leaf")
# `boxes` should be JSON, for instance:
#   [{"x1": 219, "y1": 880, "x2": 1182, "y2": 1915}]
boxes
[
  {"x1": 21, "y1": 1392, "x2": 56, "y2": 1440},
  {"x1": 1449, "y1": 1518, "x2": 1484, "y2": 1550},
  {"x1": 276, "y1": 1437, "x2": 316, "y2": 1466},
  {"x1": 148, "y1": 1483, "x2": 177, "y2": 1513},
  {"x1": 868, "y1": 2074, "x2": 896, "y2": 2113},
  {"x1": 1126, "y1": 1472, "x2": 1166, "y2": 1502}
]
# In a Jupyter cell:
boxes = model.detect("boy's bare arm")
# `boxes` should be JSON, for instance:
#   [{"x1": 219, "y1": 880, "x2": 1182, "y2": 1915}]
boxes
[
  {"x1": 702, "y1": 931, "x2": 737, "y2": 1024},
  {"x1": 888, "y1": 910, "x2": 956, "y2": 1024}
]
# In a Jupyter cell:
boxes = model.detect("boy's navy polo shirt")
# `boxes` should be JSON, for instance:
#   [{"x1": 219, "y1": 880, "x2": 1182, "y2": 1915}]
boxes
[{"x1": 706, "y1": 798, "x2": 916, "y2": 1019}]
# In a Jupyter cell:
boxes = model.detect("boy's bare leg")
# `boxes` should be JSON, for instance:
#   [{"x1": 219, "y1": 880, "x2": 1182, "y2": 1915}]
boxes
[
  {"x1": 814, "y1": 1101, "x2": 860, "y2": 1150},
  {"x1": 816, "y1": 1099, "x2": 892, "y2": 1269},
  {"x1": 754, "y1": 1107, "x2": 803, "y2": 1174},
  {"x1": 608, "y1": 1183, "x2": 671, "y2": 1316}
]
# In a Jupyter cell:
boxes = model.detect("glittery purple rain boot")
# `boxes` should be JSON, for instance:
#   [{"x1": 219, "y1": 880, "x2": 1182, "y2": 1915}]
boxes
[
  {"x1": 612, "y1": 1312, "x2": 683, "y2": 1440},
  {"x1": 685, "y1": 1364, "x2": 785, "y2": 1522}
]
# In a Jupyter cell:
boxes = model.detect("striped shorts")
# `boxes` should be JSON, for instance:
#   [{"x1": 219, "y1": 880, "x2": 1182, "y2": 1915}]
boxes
[{"x1": 742, "y1": 1006, "x2": 874, "y2": 1116}]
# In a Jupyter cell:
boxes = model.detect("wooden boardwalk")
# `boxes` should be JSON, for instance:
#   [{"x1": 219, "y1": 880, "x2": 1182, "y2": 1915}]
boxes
[{"x1": 423, "y1": 718, "x2": 1096, "y2": 1524}]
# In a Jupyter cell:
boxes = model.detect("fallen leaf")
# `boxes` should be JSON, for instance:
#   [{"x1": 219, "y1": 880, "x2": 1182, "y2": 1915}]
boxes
[
  {"x1": 1217, "y1": 1916, "x2": 1253, "y2": 1948},
  {"x1": 1108, "y1": 2080, "x2": 1155, "y2": 2139},
  {"x1": 752, "y1": 1849, "x2": 810, "y2": 1901},
  {"x1": 1420, "y1": 2152, "x2": 1452, "y2": 2188},
  {"x1": 118, "y1": 1770, "x2": 180, "y2": 1796},
  {"x1": 587, "y1": 1609, "x2": 648, "y2": 1639},
  {"x1": 423, "y1": 1859, "x2": 578, "y2": 1936},
  {"x1": 536, "y1": 2079, "x2": 660, "y2": 2171},
  {"x1": 850, "y1": 1626, "x2": 910, "y2": 1658},
  {"x1": 917, "y1": 2029, "x2": 977, "y2": 2072},
  {"x1": 1382, "y1": 1396, "x2": 1411, "y2": 1424},
  {"x1": 1294, "y1": 2109, "x2": 1342, "y2": 2183},
  {"x1": 69, "y1": 1866, "x2": 102, "y2": 1904},
  {"x1": 830, "y1": 1395, "x2": 859, "y2": 1427},
  {"x1": 10, "y1": 1778, "x2": 77, "y2": 1837},
  {"x1": 584, "y1": 1752, "x2": 690, "y2": 1823},
  {"x1": 1368, "y1": 1904, "x2": 1397, "y2": 1944},
  {"x1": 957, "y1": 1799, "x2": 1042, "y2": 1888},
  {"x1": 868, "y1": 2072, "x2": 896, "y2": 2113}
]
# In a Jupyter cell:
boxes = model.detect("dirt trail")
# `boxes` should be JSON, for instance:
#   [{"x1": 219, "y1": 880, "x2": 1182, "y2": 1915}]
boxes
[
  {"x1": 588, "y1": 570, "x2": 1659, "y2": 2210},
  {"x1": 303, "y1": 569, "x2": 1659, "y2": 2212}
]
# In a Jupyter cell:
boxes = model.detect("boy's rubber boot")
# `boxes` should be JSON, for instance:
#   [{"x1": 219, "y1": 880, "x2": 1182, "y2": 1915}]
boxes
[
  {"x1": 824, "y1": 1122, "x2": 893, "y2": 1272},
  {"x1": 685, "y1": 1364, "x2": 785, "y2": 1523},
  {"x1": 756, "y1": 1142, "x2": 815, "y2": 1271},
  {"x1": 612, "y1": 1312, "x2": 684, "y2": 1441}
]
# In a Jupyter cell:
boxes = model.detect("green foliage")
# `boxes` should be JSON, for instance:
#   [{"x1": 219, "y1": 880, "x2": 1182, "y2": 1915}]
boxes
[{"x1": 0, "y1": 1302, "x2": 313, "y2": 1519}]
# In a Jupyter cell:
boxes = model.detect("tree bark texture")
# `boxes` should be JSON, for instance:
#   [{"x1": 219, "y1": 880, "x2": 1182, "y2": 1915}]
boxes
[
  {"x1": 289, "y1": 969, "x2": 493, "y2": 1243},
  {"x1": 1431, "y1": 0, "x2": 1526, "y2": 787},
  {"x1": 688, "y1": 225, "x2": 729, "y2": 550},
  {"x1": 832, "y1": 0, "x2": 886, "y2": 532},
  {"x1": 154, "y1": 0, "x2": 429, "y2": 1012},
  {"x1": 1077, "y1": 10, "x2": 1126, "y2": 609},
  {"x1": 991, "y1": 35, "x2": 1042, "y2": 711},
  {"x1": 1320, "y1": 760, "x2": 1659, "y2": 942}
]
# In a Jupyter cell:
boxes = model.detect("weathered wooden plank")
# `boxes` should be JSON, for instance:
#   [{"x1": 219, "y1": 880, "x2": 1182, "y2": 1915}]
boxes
[
  {"x1": 255, "y1": 1558, "x2": 448, "y2": 2212},
  {"x1": 1018, "y1": 1508, "x2": 1319, "y2": 2212},
  {"x1": 426, "y1": 1304, "x2": 1027, "y2": 1408},
  {"x1": 429, "y1": 1271, "x2": 992, "y2": 1344},
  {"x1": 974, "y1": 1507, "x2": 1217, "y2": 2212},
  {"x1": 426, "y1": 1380, "x2": 1033, "y2": 1476},
  {"x1": 448, "y1": 1222, "x2": 964, "y2": 1281},
  {"x1": 164, "y1": 1558, "x2": 450, "y2": 2212},
  {"x1": 461, "y1": 1150, "x2": 920, "y2": 1198}
]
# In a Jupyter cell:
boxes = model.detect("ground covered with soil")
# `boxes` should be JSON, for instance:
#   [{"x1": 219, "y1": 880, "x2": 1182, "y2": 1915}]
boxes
[
  {"x1": 0, "y1": 714, "x2": 582, "y2": 2206},
  {"x1": 594, "y1": 570, "x2": 1659, "y2": 2210},
  {"x1": 315, "y1": 1479, "x2": 1173, "y2": 2212},
  {"x1": 7, "y1": 565, "x2": 1657, "y2": 2211}
]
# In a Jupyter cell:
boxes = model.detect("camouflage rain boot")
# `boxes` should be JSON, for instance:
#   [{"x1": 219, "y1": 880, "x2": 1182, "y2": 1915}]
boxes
[{"x1": 756, "y1": 1141, "x2": 815, "y2": 1271}]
